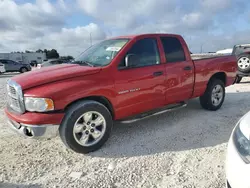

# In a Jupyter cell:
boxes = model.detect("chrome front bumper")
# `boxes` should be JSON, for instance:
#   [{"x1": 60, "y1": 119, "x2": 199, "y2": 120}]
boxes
[{"x1": 7, "y1": 118, "x2": 59, "y2": 139}]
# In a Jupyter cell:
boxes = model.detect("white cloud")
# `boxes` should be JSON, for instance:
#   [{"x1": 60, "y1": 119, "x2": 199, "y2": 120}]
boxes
[
  {"x1": 0, "y1": 0, "x2": 107, "y2": 56},
  {"x1": 0, "y1": 0, "x2": 64, "y2": 30},
  {"x1": 0, "y1": 22, "x2": 106, "y2": 56},
  {"x1": 75, "y1": 0, "x2": 223, "y2": 39},
  {"x1": 76, "y1": 0, "x2": 181, "y2": 29},
  {"x1": 0, "y1": 0, "x2": 250, "y2": 56},
  {"x1": 76, "y1": 0, "x2": 250, "y2": 53},
  {"x1": 181, "y1": 12, "x2": 212, "y2": 30},
  {"x1": 201, "y1": 0, "x2": 231, "y2": 11},
  {"x1": 44, "y1": 23, "x2": 107, "y2": 55}
]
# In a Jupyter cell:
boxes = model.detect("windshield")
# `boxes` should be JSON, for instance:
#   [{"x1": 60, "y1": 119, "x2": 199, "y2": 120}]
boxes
[{"x1": 73, "y1": 39, "x2": 129, "y2": 67}]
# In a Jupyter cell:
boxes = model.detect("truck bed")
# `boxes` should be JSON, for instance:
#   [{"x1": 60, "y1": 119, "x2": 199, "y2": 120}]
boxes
[
  {"x1": 191, "y1": 54, "x2": 237, "y2": 99},
  {"x1": 191, "y1": 53, "x2": 232, "y2": 60}
]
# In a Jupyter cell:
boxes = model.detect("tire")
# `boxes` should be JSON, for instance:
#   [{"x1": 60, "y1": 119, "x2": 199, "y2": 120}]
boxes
[
  {"x1": 20, "y1": 67, "x2": 28, "y2": 73},
  {"x1": 199, "y1": 79, "x2": 225, "y2": 111},
  {"x1": 59, "y1": 100, "x2": 113, "y2": 154},
  {"x1": 237, "y1": 55, "x2": 250, "y2": 73},
  {"x1": 235, "y1": 76, "x2": 242, "y2": 84}
]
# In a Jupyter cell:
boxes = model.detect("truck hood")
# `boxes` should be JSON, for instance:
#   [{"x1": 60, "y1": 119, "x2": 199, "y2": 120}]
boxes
[{"x1": 12, "y1": 64, "x2": 101, "y2": 90}]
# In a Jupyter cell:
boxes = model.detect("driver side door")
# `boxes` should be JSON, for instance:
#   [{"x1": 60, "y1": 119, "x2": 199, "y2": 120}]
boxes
[{"x1": 114, "y1": 37, "x2": 166, "y2": 119}]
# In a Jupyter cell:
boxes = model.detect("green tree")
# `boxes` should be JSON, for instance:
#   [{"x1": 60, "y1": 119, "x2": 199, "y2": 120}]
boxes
[
  {"x1": 36, "y1": 49, "x2": 43, "y2": 53},
  {"x1": 46, "y1": 49, "x2": 59, "y2": 59}
]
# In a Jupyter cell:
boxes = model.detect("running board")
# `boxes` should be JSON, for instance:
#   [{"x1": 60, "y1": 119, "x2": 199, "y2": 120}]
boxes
[{"x1": 119, "y1": 102, "x2": 187, "y2": 124}]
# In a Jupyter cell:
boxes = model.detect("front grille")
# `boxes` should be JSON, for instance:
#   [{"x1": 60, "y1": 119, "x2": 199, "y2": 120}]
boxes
[
  {"x1": 9, "y1": 85, "x2": 16, "y2": 96},
  {"x1": 7, "y1": 80, "x2": 25, "y2": 113}
]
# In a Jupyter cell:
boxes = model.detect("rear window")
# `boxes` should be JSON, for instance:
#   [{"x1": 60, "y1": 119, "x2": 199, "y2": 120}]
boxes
[{"x1": 160, "y1": 37, "x2": 186, "y2": 63}]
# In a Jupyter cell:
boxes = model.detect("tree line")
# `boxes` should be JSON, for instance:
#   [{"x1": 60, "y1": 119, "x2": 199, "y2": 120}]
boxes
[{"x1": 11, "y1": 49, "x2": 73, "y2": 60}]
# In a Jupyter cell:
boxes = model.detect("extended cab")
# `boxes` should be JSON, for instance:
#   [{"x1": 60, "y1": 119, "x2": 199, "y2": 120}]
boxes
[{"x1": 5, "y1": 34, "x2": 237, "y2": 153}]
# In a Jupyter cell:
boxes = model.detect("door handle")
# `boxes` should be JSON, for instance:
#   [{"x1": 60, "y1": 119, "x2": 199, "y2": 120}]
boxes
[
  {"x1": 153, "y1": 71, "x2": 163, "y2": 77},
  {"x1": 183, "y1": 66, "x2": 192, "y2": 70}
]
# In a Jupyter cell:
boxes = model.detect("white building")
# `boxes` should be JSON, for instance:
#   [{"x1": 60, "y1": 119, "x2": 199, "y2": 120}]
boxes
[
  {"x1": 0, "y1": 52, "x2": 46, "y2": 64},
  {"x1": 216, "y1": 48, "x2": 233, "y2": 54}
]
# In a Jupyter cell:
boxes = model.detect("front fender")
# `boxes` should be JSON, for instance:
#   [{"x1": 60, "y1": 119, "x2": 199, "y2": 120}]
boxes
[{"x1": 23, "y1": 75, "x2": 116, "y2": 111}]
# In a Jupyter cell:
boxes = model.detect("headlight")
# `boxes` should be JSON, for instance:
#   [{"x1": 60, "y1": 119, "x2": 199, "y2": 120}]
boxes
[
  {"x1": 24, "y1": 97, "x2": 54, "y2": 112},
  {"x1": 233, "y1": 112, "x2": 250, "y2": 164}
]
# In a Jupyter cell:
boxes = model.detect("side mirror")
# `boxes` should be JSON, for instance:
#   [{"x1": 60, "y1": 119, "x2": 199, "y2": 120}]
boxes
[{"x1": 125, "y1": 54, "x2": 138, "y2": 67}]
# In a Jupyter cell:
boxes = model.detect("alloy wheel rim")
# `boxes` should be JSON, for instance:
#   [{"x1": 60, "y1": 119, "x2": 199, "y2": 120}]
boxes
[
  {"x1": 211, "y1": 85, "x2": 223, "y2": 106},
  {"x1": 73, "y1": 111, "x2": 106, "y2": 147},
  {"x1": 238, "y1": 57, "x2": 250, "y2": 69}
]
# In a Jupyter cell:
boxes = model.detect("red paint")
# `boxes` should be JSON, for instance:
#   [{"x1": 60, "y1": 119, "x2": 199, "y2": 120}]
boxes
[
  {"x1": 5, "y1": 109, "x2": 64, "y2": 125},
  {"x1": 7, "y1": 34, "x2": 237, "y2": 125}
]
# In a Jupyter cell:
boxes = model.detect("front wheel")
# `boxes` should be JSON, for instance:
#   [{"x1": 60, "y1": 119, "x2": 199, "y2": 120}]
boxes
[
  {"x1": 59, "y1": 100, "x2": 113, "y2": 154},
  {"x1": 200, "y1": 79, "x2": 225, "y2": 111}
]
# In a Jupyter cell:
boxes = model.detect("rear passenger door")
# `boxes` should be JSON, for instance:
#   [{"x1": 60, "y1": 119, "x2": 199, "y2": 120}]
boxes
[{"x1": 160, "y1": 37, "x2": 194, "y2": 104}]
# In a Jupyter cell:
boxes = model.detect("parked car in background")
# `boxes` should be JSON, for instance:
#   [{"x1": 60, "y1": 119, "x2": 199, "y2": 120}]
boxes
[
  {"x1": 0, "y1": 59, "x2": 31, "y2": 73},
  {"x1": 232, "y1": 44, "x2": 250, "y2": 83},
  {"x1": 0, "y1": 63, "x2": 6, "y2": 73},
  {"x1": 5, "y1": 33, "x2": 237, "y2": 154},
  {"x1": 226, "y1": 111, "x2": 250, "y2": 188},
  {"x1": 37, "y1": 59, "x2": 68, "y2": 69}
]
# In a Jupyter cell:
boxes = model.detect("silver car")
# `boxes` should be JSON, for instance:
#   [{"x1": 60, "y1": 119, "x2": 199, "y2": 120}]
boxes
[
  {"x1": 0, "y1": 59, "x2": 31, "y2": 73},
  {"x1": 37, "y1": 59, "x2": 68, "y2": 69}
]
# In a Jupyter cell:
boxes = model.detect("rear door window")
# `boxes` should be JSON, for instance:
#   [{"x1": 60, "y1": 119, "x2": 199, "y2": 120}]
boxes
[{"x1": 160, "y1": 37, "x2": 186, "y2": 63}]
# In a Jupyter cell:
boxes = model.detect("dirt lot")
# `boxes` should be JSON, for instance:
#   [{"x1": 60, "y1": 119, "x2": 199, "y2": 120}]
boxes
[{"x1": 0, "y1": 74, "x2": 250, "y2": 188}]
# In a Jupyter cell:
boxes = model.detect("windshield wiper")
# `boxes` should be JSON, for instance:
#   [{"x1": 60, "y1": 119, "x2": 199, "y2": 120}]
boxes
[{"x1": 72, "y1": 61, "x2": 95, "y2": 67}]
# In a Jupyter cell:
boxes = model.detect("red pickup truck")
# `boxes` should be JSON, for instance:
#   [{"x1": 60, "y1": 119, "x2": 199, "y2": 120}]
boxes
[{"x1": 5, "y1": 34, "x2": 237, "y2": 153}]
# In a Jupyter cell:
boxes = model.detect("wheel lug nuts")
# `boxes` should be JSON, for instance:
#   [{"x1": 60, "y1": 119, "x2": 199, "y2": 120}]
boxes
[
  {"x1": 90, "y1": 129, "x2": 94, "y2": 133},
  {"x1": 83, "y1": 126, "x2": 86, "y2": 130},
  {"x1": 91, "y1": 123, "x2": 95, "y2": 127},
  {"x1": 85, "y1": 130, "x2": 89, "y2": 134},
  {"x1": 87, "y1": 122, "x2": 90, "y2": 125}
]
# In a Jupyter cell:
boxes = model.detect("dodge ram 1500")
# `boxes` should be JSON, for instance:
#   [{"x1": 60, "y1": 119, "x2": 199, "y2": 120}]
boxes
[{"x1": 5, "y1": 34, "x2": 237, "y2": 153}]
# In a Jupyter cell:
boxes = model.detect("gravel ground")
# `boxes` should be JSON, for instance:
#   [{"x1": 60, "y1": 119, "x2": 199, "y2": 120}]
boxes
[{"x1": 1, "y1": 74, "x2": 250, "y2": 188}]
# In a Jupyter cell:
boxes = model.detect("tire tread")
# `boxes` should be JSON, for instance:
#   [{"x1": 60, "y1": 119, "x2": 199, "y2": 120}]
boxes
[{"x1": 199, "y1": 79, "x2": 225, "y2": 111}]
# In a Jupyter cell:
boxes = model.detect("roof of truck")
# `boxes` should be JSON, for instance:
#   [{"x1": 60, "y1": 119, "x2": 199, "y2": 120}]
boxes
[{"x1": 111, "y1": 33, "x2": 182, "y2": 39}]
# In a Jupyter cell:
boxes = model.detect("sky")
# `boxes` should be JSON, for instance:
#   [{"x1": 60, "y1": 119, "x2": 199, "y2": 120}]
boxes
[{"x1": 0, "y1": 0, "x2": 250, "y2": 57}]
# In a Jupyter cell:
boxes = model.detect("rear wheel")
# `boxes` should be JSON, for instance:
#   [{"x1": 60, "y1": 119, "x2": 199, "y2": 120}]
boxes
[
  {"x1": 200, "y1": 79, "x2": 225, "y2": 111},
  {"x1": 20, "y1": 67, "x2": 28, "y2": 73},
  {"x1": 59, "y1": 100, "x2": 113, "y2": 154},
  {"x1": 237, "y1": 55, "x2": 250, "y2": 73}
]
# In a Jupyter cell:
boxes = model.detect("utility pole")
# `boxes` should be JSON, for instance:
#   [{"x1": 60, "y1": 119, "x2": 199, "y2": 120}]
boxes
[{"x1": 200, "y1": 44, "x2": 203, "y2": 53}]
